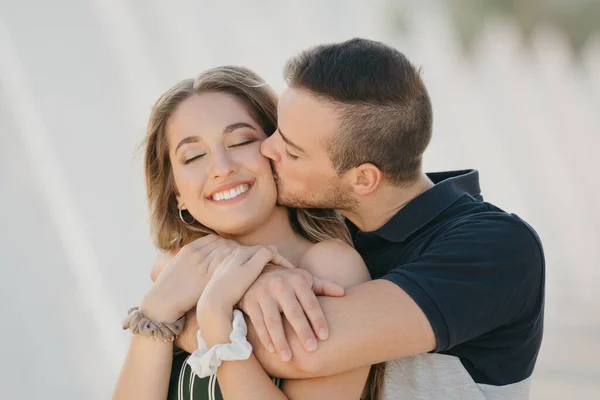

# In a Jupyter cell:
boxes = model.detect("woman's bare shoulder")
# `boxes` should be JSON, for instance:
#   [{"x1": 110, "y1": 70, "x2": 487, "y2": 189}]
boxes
[{"x1": 298, "y1": 239, "x2": 371, "y2": 288}]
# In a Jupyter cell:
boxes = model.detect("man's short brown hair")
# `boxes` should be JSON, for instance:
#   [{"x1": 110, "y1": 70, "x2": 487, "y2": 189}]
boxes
[{"x1": 284, "y1": 38, "x2": 433, "y2": 185}]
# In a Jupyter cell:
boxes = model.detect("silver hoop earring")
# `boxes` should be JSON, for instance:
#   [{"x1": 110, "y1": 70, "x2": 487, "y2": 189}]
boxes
[{"x1": 179, "y1": 208, "x2": 195, "y2": 225}]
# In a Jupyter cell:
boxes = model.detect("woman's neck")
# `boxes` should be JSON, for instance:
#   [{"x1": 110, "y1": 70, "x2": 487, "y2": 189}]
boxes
[{"x1": 225, "y1": 207, "x2": 312, "y2": 266}]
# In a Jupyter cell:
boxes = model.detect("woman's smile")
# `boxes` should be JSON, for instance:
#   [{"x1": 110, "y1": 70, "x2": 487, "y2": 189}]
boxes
[{"x1": 206, "y1": 181, "x2": 254, "y2": 205}]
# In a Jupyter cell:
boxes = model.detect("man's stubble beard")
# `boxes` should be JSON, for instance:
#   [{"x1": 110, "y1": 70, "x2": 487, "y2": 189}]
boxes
[{"x1": 274, "y1": 178, "x2": 357, "y2": 212}]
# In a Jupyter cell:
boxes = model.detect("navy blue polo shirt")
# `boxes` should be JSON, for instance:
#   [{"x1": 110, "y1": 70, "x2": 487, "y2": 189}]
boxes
[{"x1": 348, "y1": 170, "x2": 545, "y2": 399}]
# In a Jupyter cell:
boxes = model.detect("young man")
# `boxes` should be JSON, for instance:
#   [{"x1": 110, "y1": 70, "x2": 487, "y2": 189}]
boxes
[
  {"x1": 245, "y1": 38, "x2": 545, "y2": 399},
  {"x1": 170, "y1": 38, "x2": 544, "y2": 399}
]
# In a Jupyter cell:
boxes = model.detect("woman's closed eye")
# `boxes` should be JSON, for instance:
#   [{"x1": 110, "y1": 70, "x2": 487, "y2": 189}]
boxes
[
  {"x1": 183, "y1": 140, "x2": 257, "y2": 164},
  {"x1": 229, "y1": 139, "x2": 257, "y2": 148},
  {"x1": 184, "y1": 154, "x2": 206, "y2": 164}
]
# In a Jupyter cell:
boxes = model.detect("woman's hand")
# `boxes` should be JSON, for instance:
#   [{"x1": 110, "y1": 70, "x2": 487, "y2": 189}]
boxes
[
  {"x1": 140, "y1": 234, "x2": 238, "y2": 323},
  {"x1": 197, "y1": 246, "x2": 289, "y2": 319}
]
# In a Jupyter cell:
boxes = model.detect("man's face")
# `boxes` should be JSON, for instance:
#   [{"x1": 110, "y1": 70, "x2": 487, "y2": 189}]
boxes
[{"x1": 260, "y1": 88, "x2": 355, "y2": 210}]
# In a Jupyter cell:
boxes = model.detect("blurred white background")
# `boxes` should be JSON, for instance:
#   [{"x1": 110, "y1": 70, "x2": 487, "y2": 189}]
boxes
[{"x1": 1, "y1": 0, "x2": 598, "y2": 399}]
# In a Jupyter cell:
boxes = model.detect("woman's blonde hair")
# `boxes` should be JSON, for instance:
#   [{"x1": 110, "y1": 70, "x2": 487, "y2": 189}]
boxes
[{"x1": 143, "y1": 65, "x2": 350, "y2": 251}]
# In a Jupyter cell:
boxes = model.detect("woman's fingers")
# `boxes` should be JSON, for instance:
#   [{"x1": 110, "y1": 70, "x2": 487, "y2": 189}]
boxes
[{"x1": 266, "y1": 245, "x2": 295, "y2": 269}]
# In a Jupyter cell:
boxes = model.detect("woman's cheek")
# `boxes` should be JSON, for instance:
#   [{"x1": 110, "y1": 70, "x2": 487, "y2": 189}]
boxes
[
  {"x1": 175, "y1": 167, "x2": 207, "y2": 198},
  {"x1": 232, "y1": 148, "x2": 263, "y2": 171}
]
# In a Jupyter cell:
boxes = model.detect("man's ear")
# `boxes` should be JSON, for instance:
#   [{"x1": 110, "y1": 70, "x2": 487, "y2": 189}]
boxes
[{"x1": 348, "y1": 163, "x2": 382, "y2": 196}]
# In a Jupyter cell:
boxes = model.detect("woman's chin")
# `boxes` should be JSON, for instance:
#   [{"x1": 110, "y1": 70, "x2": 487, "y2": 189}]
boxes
[{"x1": 208, "y1": 219, "x2": 263, "y2": 239}]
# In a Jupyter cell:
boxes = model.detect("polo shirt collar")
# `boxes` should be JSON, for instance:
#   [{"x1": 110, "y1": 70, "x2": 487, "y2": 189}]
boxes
[{"x1": 348, "y1": 169, "x2": 481, "y2": 243}]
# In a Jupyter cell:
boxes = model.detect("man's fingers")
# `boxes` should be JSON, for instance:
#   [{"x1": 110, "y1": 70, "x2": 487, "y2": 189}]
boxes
[
  {"x1": 312, "y1": 277, "x2": 345, "y2": 297},
  {"x1": 295, "y1": 284, "x2": 330, "y2": 341},
  {"x1": 260, "y1": 299, "x2": 291, "y2": 362},
  {"x1": 278, "y1": 289, "x2": 318, "y2": 352},
  {"x1": 245, "y1": 303, "x2": 275, "y2": 354}
]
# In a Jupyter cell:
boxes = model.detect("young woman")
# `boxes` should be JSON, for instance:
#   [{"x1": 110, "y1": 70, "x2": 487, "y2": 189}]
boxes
[{"x1": 113, "y1": 66, "x2": 383, "y2": 399}]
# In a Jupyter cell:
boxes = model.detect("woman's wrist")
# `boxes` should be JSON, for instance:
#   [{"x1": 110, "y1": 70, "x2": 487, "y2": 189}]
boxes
[
  {"x1": 139, "y1": 294, "x2": 183, "y2": 324},
  {"x1": 196, "y1": 301, "x2": 235, "y2": 347},
  {"x1": 187, "y1": 308, "x2": 253, "y2": 378}
]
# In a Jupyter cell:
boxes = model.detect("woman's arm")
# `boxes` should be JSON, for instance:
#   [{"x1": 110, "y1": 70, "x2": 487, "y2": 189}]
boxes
[
  {"x1": 202, "y1": 311, "x2": 369, "y2": 400},
  {"x1": 198, "y1": 240, "x2": 372, "y2": 399},
  {"x1": 113, "y1": 256, "x2": 180, "y2": 400},
  {"x1": 112, "y1": 325, "x2": 174, "y2": 400},
  {"x1": 113, "y1": 235, "x2": 235, "y2": 399},
  {"x1": 150, "y1": 252, "x2": 199, "y2": 353},
  {"x1": 199, "y1": 307, "x2": 286, "y2": 399}
]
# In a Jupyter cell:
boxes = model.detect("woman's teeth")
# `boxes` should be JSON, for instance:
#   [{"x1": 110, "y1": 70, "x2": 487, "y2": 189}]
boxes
[{"x1": 211, "y1": 184, "x2": 250, "y2": 201}]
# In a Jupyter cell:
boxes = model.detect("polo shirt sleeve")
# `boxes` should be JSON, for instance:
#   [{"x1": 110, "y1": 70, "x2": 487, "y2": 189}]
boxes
[{"x1": 381, "y1": 213, "x2": 545, "y2": 352}]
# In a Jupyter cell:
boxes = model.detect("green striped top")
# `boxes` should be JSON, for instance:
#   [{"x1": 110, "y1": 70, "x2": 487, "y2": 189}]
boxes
[{"x1": 167, "y1": 350, "x2": 282, "y2": 400}]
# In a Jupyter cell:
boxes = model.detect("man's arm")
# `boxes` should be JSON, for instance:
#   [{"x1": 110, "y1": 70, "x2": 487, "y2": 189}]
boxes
[
  {"x1": 152, "y1": 243, "x2": 347, "y2": 354},
  {"x1": 249, "y1": 214, "x2": 544, "y2": 379},
  {"x1": 250, "y1": 279, "x2": 435, "y2": 378}
]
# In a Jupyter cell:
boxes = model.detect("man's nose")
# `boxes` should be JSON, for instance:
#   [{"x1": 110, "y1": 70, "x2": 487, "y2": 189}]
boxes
[{"x1": 261, "y1": 135, "x2": 280, "y2": 162}]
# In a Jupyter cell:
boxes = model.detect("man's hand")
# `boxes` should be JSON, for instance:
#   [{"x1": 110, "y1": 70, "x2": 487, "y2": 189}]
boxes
[{"x1": 238, "y1": 266, "x2": 345, "y2": 362}]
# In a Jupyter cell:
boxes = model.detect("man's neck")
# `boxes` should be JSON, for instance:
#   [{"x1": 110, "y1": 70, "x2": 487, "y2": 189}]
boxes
[{"x1": 343, "y1": 173, "x2": 434, "y2": 232}]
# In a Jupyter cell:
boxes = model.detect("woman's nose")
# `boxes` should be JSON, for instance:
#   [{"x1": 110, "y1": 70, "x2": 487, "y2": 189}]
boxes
[{"x1": 209, "y1": 151, "x2": 237, "y2": 179}]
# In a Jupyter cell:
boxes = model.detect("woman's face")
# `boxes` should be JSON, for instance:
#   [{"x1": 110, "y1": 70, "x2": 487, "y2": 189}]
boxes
[{"x1": 167, "y1": 92, "x2": 278, "y2": 237}]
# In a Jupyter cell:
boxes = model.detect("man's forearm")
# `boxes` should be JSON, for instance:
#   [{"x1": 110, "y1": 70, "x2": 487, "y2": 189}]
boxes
[{"x1": 250, "y1": 279, "x2": 436, "y2": 379}]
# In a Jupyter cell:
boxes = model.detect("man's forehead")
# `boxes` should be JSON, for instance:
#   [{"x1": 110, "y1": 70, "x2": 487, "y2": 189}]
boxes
[
  {"x1": 278, "y1": 87, "x2": 339, "y2": 145},
  {"x1": 279, "y1": 87, "x2": 328, "y2": 111}
]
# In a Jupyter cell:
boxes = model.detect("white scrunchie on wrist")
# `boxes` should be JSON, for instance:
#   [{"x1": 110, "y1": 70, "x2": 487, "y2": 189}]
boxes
[{"x1": 187, "y1": 309, "x2": 253, "y2": 378}]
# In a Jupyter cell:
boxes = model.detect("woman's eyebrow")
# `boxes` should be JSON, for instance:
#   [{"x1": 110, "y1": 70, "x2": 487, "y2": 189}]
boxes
[{"x1": 223, "y1": 122, "x2": 256, "y2": 135}]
